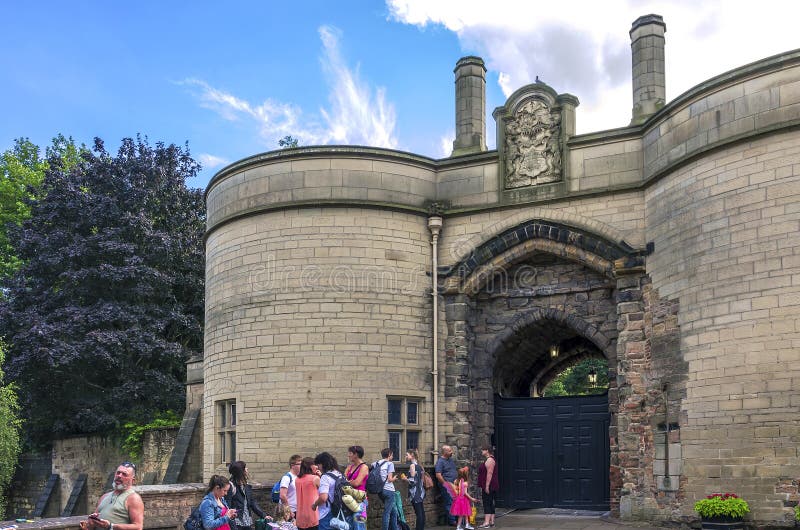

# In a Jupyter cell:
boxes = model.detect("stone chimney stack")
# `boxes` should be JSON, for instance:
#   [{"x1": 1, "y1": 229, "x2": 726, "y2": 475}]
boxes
[
  {"x1": 452, "y1": 56, "x2": 486, "y2": 156},
  {"x1": 630, "y1": 14, "x2": 666, "y2": 125}
]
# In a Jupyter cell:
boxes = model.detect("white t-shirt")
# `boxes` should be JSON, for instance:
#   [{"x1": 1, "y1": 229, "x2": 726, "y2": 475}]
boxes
[
  {"x1": 375, "y1": 460, "x2": 395, "y2": 492},
  {"x1": 280, "y1": 471, "x2": 297, "y2": 511},
  {"x1": 319, "y1": 470, "x2": 343, "y2": 519}
]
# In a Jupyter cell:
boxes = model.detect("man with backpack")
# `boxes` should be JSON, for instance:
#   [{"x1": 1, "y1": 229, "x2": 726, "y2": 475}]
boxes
[
  {"x1": 311, "y1": 452, "x2": 346, "y2": 530},
  {"x1": 368, "y1": 448, "x2": 398, "y2": 530},
  {"x1": 278, "y1": 455, "x2": 301, "y2": 520}
]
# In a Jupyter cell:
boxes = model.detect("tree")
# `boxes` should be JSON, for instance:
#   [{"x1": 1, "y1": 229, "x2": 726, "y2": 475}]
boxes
[
  {"x1": 0, "y1": 341, "x2": 22, "y2": 520},
  {"x1": 0, "y1": 136, "x2": 205, "y2": 445},
  {"x1": 0, "y1": 136, "x2": 84, "y2": 280},
  {"x1": 278, "y1": 135, "x2": 299, "y2": 148},
  {"x1": 543, "y1": 358, "x2": 609, "y2": 397}
]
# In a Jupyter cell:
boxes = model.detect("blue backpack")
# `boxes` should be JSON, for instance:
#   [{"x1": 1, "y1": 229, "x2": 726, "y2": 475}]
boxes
[{"x1": 271, "y1": 472, "x2": 293, "y2": 503}]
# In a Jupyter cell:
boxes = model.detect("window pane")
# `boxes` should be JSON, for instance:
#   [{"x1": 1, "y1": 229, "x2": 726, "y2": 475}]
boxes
[
  {"x1": 388, "y1": 399, "x2": 402, "y2": 424},
  {"x1": 407, "y1": 401, "x2": 418, "y2": 425},
  {"x1": 219, "y1": 433, "x2": 226, "y2": 463},
  {"x1": 220, "y1": 404, "x2": 227, "y2": 428},
  {"x1": 230, "y1": 403, "x2": 237, "y2": 426},
  {"x1": 388, "y1": 431, "x2": 401, "y2": 460},
  {"x1": 229, "y1": 432, "x2": 236, "y2": 462},
  {"x1": 406, "y1": 431, "x2": 420, "y2": 452}
]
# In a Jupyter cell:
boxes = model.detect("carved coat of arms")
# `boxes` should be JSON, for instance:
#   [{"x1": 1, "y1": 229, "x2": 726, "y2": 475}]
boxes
[{"x1": 504, "y1": 99, "x2": 562, "y2": 189}]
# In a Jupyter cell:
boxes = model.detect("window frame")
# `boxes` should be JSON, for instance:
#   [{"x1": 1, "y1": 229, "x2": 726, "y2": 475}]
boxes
[
  {"x1": 216, "y1": 399, "x2": 237, "y2": 465},
  {"x1": 386, "y1": 397, "x2": 423, "y2": 462}
]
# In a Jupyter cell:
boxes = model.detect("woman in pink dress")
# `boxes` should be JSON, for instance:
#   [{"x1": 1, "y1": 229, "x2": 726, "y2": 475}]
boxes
[{"x1": 448, "y1": 467, "x2": 478, "y2": 530}]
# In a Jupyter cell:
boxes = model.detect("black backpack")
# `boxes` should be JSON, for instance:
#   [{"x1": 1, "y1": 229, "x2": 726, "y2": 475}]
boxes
[
  {"x1": 365, "y1": 461, "x2": 388, "y2": 494},
  {"x1": 324, "y1": 471, "x2": 353, "y2": 515},
  {"x1": 184, "y1": 504, "x2": 202, "y2": 530}
]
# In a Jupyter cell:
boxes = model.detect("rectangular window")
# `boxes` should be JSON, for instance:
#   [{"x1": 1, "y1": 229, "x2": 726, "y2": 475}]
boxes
[
  {"x1": 389, "y1": 431, "x2": 402, "y2": 460},
  {"x1": 216, "y1": 399, "x2": 236, "y2": 465},
  {"x1": 388, "y1": 399, "x2": 402, "y2": 425},
  {"x1": 387, "y1": 397, "x2": 423, "y2": 461}
]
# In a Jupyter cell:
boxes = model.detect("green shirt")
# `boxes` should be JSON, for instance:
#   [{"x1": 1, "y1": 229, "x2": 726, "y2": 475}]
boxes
[{"x1": 97, "y1": 488, "x2": 136, "y2": 524}]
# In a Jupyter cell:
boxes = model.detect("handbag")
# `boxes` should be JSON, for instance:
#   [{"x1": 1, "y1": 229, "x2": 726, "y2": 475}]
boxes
[
  {"x1": 422, "y1": 469, "x2": 434, "y2": 490},
  {"x1": 329, "y1": 508, "x2": 350, "y2": 530}
]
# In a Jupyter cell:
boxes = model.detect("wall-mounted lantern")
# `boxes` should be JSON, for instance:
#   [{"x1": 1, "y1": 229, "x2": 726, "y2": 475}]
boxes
[
  {"x1": 549, "y1": 344, "x2": 559, "y2": 359},
  {"x1": 588, "y1": 368, "x2": 598, "y2": 386}
]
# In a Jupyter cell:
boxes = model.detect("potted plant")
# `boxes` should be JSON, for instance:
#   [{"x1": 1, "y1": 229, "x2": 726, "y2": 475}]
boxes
[{"x1": 694, "y1": 493, "x2": 749, "y2": 529}]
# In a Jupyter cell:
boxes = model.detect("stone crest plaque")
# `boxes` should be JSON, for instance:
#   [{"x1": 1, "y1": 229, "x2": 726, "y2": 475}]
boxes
[
  {"x1": 494, "y1": 82, "x2": 577, "y2": 193},
  {"x1": 503, "y1": 98, "x2": 562, "y2": 189}
]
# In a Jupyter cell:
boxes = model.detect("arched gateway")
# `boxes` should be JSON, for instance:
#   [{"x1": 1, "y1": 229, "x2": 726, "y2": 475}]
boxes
[{"x1": 439, "y1": 219, "x2": 645, "y2": 511}]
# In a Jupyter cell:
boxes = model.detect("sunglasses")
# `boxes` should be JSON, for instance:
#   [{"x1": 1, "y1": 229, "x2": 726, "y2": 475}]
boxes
[{"x1": 120, "y1": 461, "x2": 137, "y2": 472}]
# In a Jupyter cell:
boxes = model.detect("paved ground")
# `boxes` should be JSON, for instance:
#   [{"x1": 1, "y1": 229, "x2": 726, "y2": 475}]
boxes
[{"x1": 424, "y1": 509, "x2": 665, "y2": 530}]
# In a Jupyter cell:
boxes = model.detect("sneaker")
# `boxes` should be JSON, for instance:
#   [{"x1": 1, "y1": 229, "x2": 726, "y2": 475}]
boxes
[{"x1": 465, "y1": 525, "x2": 475, "y2": 530}]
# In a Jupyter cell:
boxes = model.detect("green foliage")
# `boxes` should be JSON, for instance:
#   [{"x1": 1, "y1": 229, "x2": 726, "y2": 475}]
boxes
[
  {"x1": 693, "y1": 493, "x2": 750, "y2": 519},
  {"x1": 278, "y1": 135, "x2": 299, "y2": 148},
  {"x1": 542, "y1": 357, "x2": 608, "y2": 397},
  {"x1": 0, "y1": 136, "x2": 204, "y2": 445},
  {"x1": 0, "y1": 341, "x2": 22, "y2": 520},
  {"x1": 0, "y1": 135, "x2": 84, "y2": 280},
  {"x1": 794, "y1": 504, "x2": 799, "y2": 521},
  {"x1": 121, "y1": 410, "x2": 182, "y2": 460}
]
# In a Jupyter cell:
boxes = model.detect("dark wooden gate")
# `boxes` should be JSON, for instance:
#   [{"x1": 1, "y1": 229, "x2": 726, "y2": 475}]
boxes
[{"x1": 494, "y1": 393, "x2": 610, "y2": 510}]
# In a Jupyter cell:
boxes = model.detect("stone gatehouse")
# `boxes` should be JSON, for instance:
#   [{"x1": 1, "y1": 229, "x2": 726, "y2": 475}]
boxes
[{"x1": 200, "y1": 14, "x2": 800, "y2": 525}]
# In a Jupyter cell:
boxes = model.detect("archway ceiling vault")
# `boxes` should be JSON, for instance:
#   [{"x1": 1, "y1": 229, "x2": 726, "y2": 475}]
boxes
[{"x1": 493, "y1": 322, "x2": 604, "y2": 397}]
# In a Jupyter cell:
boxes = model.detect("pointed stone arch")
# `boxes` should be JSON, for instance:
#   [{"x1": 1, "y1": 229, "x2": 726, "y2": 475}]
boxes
[{"x1": 440, "y1": 219, "x2": 646, "y2": 296}]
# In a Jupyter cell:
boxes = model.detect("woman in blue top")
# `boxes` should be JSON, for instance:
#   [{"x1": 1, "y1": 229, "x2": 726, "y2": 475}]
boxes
[{"x1": 200, "y1": 475, "x2": 239, "y2": 530}]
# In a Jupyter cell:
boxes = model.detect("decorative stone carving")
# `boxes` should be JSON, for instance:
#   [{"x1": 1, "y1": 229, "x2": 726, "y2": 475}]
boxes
[{"x1": 504, "y1": 98, "x2": 562, "y2": 188}]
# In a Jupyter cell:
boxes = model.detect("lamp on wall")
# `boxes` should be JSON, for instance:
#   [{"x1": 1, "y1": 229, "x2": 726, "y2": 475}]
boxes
[
  {"x1": 588, "y1": 368, "x2": 598, "y2": 386},
  {"x1": 549, "y1": 344, "x2": 559, "y2": 359}
]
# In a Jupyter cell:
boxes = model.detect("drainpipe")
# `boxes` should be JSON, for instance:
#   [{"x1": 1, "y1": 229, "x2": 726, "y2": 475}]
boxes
[
  {"x1": 428, "y1": 215, "x2": 443, "y2": 459},
  {"x1": 662, "y1": 382, "x2": 670, "y2": 489}
]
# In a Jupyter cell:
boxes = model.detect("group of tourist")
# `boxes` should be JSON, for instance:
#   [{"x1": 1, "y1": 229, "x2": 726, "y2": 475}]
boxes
[
  {"x1": 79, "y1": 444, "x2": 499, "y2": 530},
  {"x1": 277, "y1": 446, "x2": 395, "y2": 530}
]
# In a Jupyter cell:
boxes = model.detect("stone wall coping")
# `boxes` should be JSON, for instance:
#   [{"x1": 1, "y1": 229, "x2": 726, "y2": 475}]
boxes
[
  {"x1": 2, "y1": 484, "x2": 276, "y2": 530},
  {"x1": 207, "y1": 145, "x2": 438, "y2": 200}
]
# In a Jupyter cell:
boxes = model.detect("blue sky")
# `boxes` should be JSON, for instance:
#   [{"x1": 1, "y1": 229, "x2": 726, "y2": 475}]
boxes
[{"x1": 2, "y1": 1, "x2": 799, "y2": 190}]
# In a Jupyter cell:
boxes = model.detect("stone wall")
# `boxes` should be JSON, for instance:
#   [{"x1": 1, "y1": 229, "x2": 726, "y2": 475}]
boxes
[
  {"x1": 203, "y1": 207, "x2": 434, "y2": 477},
  {"x1": 644, "y1": 128, "x2": 800, "y2": 523},
  {"x1": 52, "y1": 437, "x2": 130, "y2": 515},
  {"x1": 5, "y1": 482, "x2": 437, "y2": 530},
  {"x1": 8, "y1": 453, "x2": 52, "y2": 519},
  {"x1": 141, "y1": 428, "x2": 179, "y2": 485}
]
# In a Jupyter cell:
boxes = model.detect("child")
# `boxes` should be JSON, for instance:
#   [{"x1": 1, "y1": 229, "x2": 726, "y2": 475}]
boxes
[
  {"x1": 448, "y1": 466, "x2": 478, "y2": 530},
  {"x1": 268, "y1": 505, "x2": 296, "y2": 530}
]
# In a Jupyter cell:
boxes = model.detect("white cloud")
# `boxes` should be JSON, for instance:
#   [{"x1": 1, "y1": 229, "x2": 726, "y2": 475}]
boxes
[
  {"x1": 439, "y1": 131, "x2": 454, "y2": 158},
  {"x1": 179, "y1": 26, "x2": 397, "y2": 151},
  {"x1": 318, "y1": 26, "x2": 398, "y2": 148},
  {"x1": 387, "y1": 0, "x2": 800, "y2": 133},
  {"x1": 197, "y1": 153, "x2": 230, "y2": 170}
]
